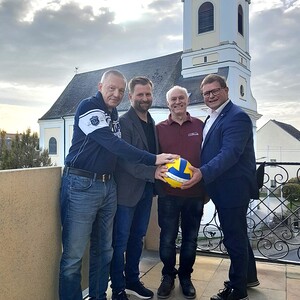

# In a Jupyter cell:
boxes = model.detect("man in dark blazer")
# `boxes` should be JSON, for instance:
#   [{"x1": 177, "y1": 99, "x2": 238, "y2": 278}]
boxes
[
  {"x1": 110, "y1": 76, "x2": 166, "y2": 300},
  {"x1": 182, "y1": 74, "x2": 259, "y2": 300}
]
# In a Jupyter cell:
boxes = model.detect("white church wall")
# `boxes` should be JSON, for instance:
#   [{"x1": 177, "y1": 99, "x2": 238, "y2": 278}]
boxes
[
  {"x1": 39, "y1": 116, "x2": 74, "y2": 167},
  {"x1": 39, "y1": 119, "x2": 63, "y2": 166}
]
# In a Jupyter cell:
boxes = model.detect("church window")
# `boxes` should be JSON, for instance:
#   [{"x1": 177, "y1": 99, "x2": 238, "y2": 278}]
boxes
[
  {"x1": 49, "y1": 137, "x2": 57, "y2": 155},
  {"x1": 198, "y1": 2, "x2": 214, "y2": 34},
  {"x1": 240, "y1": 85, "x2": 245, "y2": 97},
  {"x1": 238, "y1": 5, "x2": 244, "y2": 35}
]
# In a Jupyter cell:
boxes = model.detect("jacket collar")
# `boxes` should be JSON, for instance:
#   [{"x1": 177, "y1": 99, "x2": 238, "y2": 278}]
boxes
[{"x1": 202, "y1": 100, "x2": 233, "y2": 148}]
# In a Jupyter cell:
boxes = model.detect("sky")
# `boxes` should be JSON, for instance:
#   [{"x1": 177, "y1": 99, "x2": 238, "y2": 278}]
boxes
[{"x1": 0, "y1": 0, "x2": 300, "y2": 134}]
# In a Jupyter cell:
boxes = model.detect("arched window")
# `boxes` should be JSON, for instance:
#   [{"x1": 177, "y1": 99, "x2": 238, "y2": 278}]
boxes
[
  {"x1": 238, "y1": 5, "x2": 244, "y2": 35},
  {"x1": 49, "y1": 137, "x2": 57, "y2": 155},
  {"x1": 198, "y1": 2, "x2": 214, "y2": 34}
]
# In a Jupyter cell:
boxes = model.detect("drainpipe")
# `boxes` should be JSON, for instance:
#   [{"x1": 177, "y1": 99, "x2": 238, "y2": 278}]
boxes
[{"x1": 61, "y1": 116, "x2": 66, "y2": 161}]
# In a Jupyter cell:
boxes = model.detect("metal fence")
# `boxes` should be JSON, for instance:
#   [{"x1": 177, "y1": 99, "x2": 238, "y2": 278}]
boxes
[{"x1": 178, "y1": 162, "x2": 300, "y2": 264}]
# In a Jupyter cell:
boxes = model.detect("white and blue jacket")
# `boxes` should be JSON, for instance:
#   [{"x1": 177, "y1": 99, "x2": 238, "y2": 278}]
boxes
[{"x1": 65, "y1": 91, "x2": 156, "y2": 174}]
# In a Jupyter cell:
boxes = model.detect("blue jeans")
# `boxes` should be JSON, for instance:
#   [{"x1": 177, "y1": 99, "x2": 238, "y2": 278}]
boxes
[
  {"x1": 59, "y1": 173, "x2": 117, "y2": 300},
  {"x1": 158, "y1": 195, "x2": 204, "y2": 279},
  {"x1": 110, "y1": 183, "x2": 153, "y2": 293}
]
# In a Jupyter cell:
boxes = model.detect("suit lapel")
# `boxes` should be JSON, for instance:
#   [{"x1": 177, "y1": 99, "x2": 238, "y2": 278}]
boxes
[
  {"x1": 202, "y1": 101, "x2": 232, "y2": 148},
  {"x1": 128, "y1": 107, "x2": 149, "y2": 150}
]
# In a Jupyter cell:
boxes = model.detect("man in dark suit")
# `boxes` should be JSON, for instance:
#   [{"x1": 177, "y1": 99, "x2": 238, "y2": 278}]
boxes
[
  {"x1": 182, "y1": 74, "x2": 259, "y2": 300},
  {"x1": 110, "y1": 76, "x2": 166, "y2": 300}
]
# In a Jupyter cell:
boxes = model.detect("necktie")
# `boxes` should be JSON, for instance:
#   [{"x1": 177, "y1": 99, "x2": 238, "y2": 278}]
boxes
[
  {"x1": 203, "y1": 115, "x2": 210, "y2": 128},
  {"x1": 202, "y1": 115, "x2": 210, "y2": 144}
]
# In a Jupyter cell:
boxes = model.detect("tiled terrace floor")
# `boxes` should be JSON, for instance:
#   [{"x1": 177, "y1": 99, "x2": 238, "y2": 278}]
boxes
[{"x1": 101, "y1": 250, "x2": 300, "y2": 300}]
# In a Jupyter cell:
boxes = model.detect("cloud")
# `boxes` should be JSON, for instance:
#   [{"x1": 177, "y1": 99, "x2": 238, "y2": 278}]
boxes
[
  {"x1": 0, "y1": 0, "x2": 182, "y2": 87},
  {"x1": 249, "y1": 4, "x2": 300, "y2": 129},
  {"x1": 1, "y1": 0, "x2": 300, "y2": 132},
  {"x1": 0, "y1": 0, "x2": 118, "y2": 85},
  {"x1": 0, "y1": 0, "x2": 183, "y2": 132}
]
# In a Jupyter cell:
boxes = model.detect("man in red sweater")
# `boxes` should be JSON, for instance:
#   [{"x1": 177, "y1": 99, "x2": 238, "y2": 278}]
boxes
[{"x1": 156, "y1": 86, "x2": 206, "y2": 299}]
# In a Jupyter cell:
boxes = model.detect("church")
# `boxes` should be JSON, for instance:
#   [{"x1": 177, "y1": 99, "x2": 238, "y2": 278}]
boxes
[{"x1": 38, "y1": 0, "x2": 261, "y2": 166}]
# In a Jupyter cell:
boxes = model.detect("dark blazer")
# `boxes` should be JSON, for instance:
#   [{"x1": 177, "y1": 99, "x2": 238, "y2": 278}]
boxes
[
  {"x1": 114, "y1": 106, "x2": 158, "y2": 207},
  {"x1": 200, "y1": 101, "x2": 258, "y2": 208}
]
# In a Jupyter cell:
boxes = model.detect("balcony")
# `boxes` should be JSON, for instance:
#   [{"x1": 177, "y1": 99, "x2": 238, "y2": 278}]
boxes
[
  {"x1": 132, "y1": 249, "x2": 300, "y2": 300},
  {"x1": 190, "y1": 162, "x2": 300, "y2": 263},
  {"x1": 0, "y1": 163, "x2": 299, "y2": 299}
]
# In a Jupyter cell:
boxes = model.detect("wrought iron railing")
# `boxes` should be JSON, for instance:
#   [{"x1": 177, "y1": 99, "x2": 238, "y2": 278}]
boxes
[{"x1": 177, "y1": 162, "x2": 300, "y2": 264}]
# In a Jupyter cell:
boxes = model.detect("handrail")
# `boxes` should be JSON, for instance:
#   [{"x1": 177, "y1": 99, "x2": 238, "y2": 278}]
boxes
[{"x1": 177, "y1": 162, "x2": 300, "y2": 264}]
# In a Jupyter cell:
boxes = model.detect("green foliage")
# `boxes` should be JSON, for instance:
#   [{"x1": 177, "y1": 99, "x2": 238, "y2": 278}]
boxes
[
  {"x1": 282, "y1": 177, "x2": 300, "y2": 203},
  {"x1": 286, "y1": 177, "x2": 300, "y2": 184},
  {"x1": 0, "y1": 128, "x2": 52, "y2": 170}
]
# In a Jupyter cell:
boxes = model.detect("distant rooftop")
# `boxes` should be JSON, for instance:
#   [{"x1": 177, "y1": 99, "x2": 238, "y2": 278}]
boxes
[{"x1": 273, "y1": 119, "x2": 300, "y2": 141}]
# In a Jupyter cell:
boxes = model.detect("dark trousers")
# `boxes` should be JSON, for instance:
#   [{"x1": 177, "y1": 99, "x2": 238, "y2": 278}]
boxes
[
  {"x1": 217, "y1": 205, "x2": 258, "y2": 297},
  {"x1": 110, "y1": 183, "x2": 153, "y2": 293},
  {"x1": 158, "y1": 195, "x2": 204, "y2": 279}
]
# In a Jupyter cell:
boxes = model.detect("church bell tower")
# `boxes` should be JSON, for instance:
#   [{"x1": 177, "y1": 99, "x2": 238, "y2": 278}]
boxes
[{"x1": 181, "y1": 0, "x2": 260, "y2": 122}]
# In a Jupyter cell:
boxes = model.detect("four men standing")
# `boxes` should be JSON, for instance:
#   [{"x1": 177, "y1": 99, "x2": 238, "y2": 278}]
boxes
[{"x1": 59, "y1": 69, "x2": 259, "y2": 300}]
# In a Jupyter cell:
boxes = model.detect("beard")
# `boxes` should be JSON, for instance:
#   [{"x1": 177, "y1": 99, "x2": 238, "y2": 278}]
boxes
[{"x1": 133, "y1": 101, "x2": 152, "y2": 113}]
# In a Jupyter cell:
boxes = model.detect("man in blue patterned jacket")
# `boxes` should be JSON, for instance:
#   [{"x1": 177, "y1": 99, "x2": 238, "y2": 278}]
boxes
[
  {"x1": 182, "y1": 74, "x2": 259, "y2": 300},
  {"x1": 59, "y1": 69, "x2": 176, "y2": 300}
]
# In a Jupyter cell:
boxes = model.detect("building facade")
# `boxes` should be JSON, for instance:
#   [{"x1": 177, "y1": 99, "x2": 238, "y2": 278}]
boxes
[
  {"x1": 256, "y1": 120, "x2": 300, "y2": 189},
  {"x1": 39, "y1": 0, "x2": 260, "y2": 166}
]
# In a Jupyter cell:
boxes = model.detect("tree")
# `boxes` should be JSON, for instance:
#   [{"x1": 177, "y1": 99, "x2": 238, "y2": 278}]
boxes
[
  {"x1": 0, "y1": 129, "x2": 8, "y2": 169},
  {"x1": 0, "y1": 128, "x2": 52, "y2": 170},
  {"x1": 282, "y1": 177, "x2": 300, "y2": 202},
  {"x1": 282, "y1": 177, "x2": 300, "y2": 216}
]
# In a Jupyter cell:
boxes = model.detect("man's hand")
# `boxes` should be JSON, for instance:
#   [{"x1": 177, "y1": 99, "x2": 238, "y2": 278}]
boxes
[
  {"x1": 155, "y1": 153, "x2": 179, "y2": 165},
  {"x1": 181, "y1": 165, "x2": 202, "y2": 189},
  {"x1": 155, "y1": 164, "x2": 168, "y2": 182}
]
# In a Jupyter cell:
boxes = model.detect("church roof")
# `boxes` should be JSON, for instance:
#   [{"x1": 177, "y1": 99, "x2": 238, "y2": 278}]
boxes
[
  {"x1": 39, "y1": 51, "x2": 229, "y2": 120},
  {"x1": 272, "y1": 120, "x2": 300, "y2": 141}
]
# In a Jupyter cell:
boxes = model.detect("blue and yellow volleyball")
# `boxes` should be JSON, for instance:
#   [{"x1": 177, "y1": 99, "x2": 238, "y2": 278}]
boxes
[{"x1": 165, "y1": 157, "x2": 193, "y2": 188}]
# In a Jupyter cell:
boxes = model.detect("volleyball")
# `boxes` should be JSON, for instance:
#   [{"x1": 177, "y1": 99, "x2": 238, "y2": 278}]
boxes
[{"x1": 165, "y1": 157, "x2": 193, "y2": 188}]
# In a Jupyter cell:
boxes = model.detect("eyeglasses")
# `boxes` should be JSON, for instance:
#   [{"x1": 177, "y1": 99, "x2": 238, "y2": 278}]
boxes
[{"x1": 202, "y1": 88, "x2": 223, "y2": 98}]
